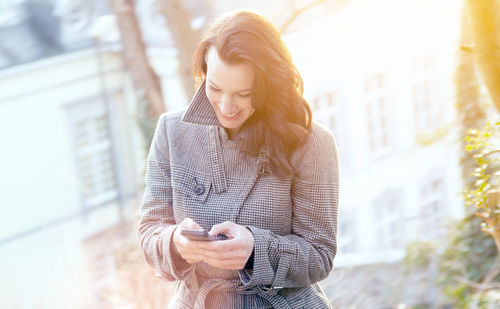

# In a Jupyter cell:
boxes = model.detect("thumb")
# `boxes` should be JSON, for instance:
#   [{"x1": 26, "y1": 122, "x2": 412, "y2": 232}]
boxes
[
  {"x1": 180, "y1": 218, "x2": 203, "y2": 231},
  {"x1": 209, "y1": 221, "x2": 235, "y2": 236}
]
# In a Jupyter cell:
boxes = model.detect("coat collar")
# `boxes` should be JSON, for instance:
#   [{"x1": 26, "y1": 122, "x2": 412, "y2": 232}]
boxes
[
  {"x1": 183, "y1": 80, "x2": 271, "y2": 174},
  {"x1": 181, "y1": 80, "x2": 221, "y2": 126}
]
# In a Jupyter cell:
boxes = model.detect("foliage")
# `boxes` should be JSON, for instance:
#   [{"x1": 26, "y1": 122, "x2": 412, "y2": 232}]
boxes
[
  {"x1": 463, "y1": 122, "x2": 500, "y2": 215},
  {"x1": 438, "y1": 215, "x2": 498, "y2": 308},
  {"x1": 403, "y1": 241, "x2": 436, "y2": 273},
  {"x1": 136, "y1": 93, "x2": 160, "y2": 153},
  {"x1": 438, "y1": 121, "x2": 500, "y2": 308}
]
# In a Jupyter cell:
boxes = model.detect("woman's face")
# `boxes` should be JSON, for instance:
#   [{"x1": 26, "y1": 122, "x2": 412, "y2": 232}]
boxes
[{"x1": 205, "y1": 46, "x2": 255, "y2": 136}]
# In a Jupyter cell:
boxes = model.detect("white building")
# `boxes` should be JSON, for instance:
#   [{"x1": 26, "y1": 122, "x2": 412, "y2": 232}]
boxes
[
  {"x1": 201, "y1": 0, "x2": 466, "y2": 270},
  {"x1": 281, "y1": 0, "x2": 464, "y2": 269},
  {"x1": 0, "y1": 1, "x2": 184, "y2": 307}
]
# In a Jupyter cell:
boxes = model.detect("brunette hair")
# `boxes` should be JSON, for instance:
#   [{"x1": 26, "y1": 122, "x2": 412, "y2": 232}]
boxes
[{"x1": 192, "y1": 11, "x2": 312, "y2": 178}]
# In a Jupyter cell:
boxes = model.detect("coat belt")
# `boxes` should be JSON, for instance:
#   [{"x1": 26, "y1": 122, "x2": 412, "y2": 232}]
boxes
[{"x1": 193, "y1": 277, "x2": 291, "y2": 309}]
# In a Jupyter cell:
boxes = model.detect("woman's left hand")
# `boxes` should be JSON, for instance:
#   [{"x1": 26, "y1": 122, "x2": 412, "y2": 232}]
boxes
[{"x1": 192, "y1": 221, "x2": 254, "y2": 270}]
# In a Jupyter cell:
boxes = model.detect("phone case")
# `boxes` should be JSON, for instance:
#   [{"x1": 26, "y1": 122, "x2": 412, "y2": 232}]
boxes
[{"x1": 180, "y1": 229, "x2": 228, "y2": 241}]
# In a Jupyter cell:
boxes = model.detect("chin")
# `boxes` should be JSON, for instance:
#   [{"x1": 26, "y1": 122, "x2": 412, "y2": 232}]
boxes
[
  {"x1": 217, "y1": 116, "x2": 238, "y2": 127},
  {"x1": 221, "y1": 122, "x2": 240, "y2": 130}
]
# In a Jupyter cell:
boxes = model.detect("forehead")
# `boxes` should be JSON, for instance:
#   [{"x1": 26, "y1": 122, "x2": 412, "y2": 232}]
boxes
[{"x1": 205, "y1": 47, "x2": 254, "y2": 90}]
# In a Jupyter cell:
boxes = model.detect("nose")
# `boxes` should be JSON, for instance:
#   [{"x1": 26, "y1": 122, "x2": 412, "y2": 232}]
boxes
[{"x1": 218, "y1": 95, "x2": 237, "y2": 115}]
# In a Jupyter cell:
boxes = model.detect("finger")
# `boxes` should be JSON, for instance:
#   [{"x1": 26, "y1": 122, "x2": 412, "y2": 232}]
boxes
[
  {"x1": 209, "y1": 221, "x2": 236, "y2": 236},
  {"x1": 199, "y1": 247, "x2": 249, "y2": 263},
  {"x1": 179, "y1": 238, "x2": 209, "y2": 252},
  {"x1": 196, "y1": 247, "x2": 243, "y2": 261},
  {"x1": 180, "y1": 217, "x2": 194, "y2": 226},
  {"x1": 179, "y1": 246, "x2": 210, "y2": 260},
  {"x1": 206, "y1": 258, "x2": 245, "y2": 270},
  {"x1": 175, "y1": 236, "x2": 205, "y2": 256},
  {"x1": 180, "y1": 218, "x2": 203, "y2": 230},
  {"x1": 194, "y1": 238, "x2": 239, "y2": 252},
  {"x1": 201, "y1": 251, "x2": 249, "y2": 269},
  {"x1": 185, "y1": 257, "x2": 205, "y2": 264},
  {"x1": 182, "y1": 253, "x2": 204, "y2": 264},
  {"x1": 185, "y1": 253, "x2": 238, "y2": 267}
]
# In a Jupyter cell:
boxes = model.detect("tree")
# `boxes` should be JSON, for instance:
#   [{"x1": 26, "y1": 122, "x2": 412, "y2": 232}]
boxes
[
  {"x1": 461, "y1": 123, "x2": 500, "y2": 308},
  {"x1": 465, "y1": 0, "x2": 500, "y2": 114},
  {"x1": 108, "y1": 0, "x2": 165, "y2": 148},
  {"x1": 438, "y1": 3, "x2": 500, "y2": 308},
  {"x1": 157, "y1": 0, "x2": 202, "y2": 99},
  {"x1": 280, "y1": 0, "x2": 329, "y2": 33}
]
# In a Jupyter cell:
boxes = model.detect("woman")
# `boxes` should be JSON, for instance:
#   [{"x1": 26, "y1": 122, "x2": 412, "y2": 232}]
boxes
[{"x1": 139, "y1": 10, "x2": 339, "y2": 309}]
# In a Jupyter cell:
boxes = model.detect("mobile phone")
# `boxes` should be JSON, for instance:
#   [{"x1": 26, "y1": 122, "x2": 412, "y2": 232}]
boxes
[{"x1": 180, "y1": 229, "x2": 228, "y2": 241}]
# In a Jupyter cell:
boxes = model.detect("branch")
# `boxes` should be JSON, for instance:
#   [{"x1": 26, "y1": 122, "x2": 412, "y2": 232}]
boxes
[
  {"x1": 480, "y1": 256, "x2": 500, "y2": 291},
  {"x1": 157, "y1": 0, "x2": 200, "y2": 99},
  {"x1": 279, "y1": 0, "x2": 329, "y2": 33},
  {"x1": 455, "y1": 275, "x2": 500, "y2": 290},
  {"x1": 460, "y1": 45, "x2": 474, "y2": 53},
  {"x1": 481, "y1": 149, "x2": 500, "y2": 158},
  {"x1": 108, "y1": 0, "x2": 165, "y2": 116}
]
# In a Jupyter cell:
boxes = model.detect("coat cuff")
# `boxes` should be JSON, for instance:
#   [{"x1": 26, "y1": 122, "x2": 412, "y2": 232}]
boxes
[
  {"x1": 245, "y1": 226, "x2": 274, "y2": 286},
  {"x1": 158, "y1": 225, "x2": 194, "y2": 280},
  {"x1": 239, "y1": 225, "x2": 295, "y2": 289},
  {"x1": 244, "y1": 248, "x2": 255, "y2": 270}
]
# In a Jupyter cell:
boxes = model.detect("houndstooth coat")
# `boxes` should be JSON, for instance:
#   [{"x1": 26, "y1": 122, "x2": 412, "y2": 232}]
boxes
[{"x1": 138, "y1": 83, "x2": 339, "y2": 309}]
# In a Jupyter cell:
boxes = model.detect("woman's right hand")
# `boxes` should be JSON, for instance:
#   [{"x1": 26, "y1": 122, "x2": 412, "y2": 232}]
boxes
[{"x1": 172, "y1": 218, "x2": 205, "y2": 264}]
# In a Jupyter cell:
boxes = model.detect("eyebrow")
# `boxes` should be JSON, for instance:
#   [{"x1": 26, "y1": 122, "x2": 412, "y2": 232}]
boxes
[{"x1": 208, "y1": 79, "x2": 253, "y2": 93}]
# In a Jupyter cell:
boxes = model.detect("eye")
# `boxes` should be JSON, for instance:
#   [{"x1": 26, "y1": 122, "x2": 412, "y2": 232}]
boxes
[
  {"x1": 209, "y1": 86, "x2": 220, "y2": 92},
  {"x1": 238, "y1": 93, "x2": 252, "y2": 98}
]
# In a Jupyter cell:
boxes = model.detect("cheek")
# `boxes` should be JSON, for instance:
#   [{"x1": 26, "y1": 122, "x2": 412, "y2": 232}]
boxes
[
  {"x1": 244, "y1": 101, "x2": 255, "y2": 114},
  {"x1": 206, "y1": 89, "x2": 218, "y2": 103}
]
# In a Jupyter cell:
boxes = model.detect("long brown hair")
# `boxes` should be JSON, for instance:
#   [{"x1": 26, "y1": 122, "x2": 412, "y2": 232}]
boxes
[{"x1": 192, "y1": 10, "x2": 312, "y2": 178}]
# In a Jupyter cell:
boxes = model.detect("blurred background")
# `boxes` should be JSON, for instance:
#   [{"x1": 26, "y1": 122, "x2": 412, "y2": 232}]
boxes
[{"x1": 1, "y1": 0, "x2": 500, "y2": 308}]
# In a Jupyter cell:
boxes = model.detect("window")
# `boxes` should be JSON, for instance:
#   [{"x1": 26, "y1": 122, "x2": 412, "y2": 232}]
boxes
[
  {"x1": 67, "y1": 99, "x2": 118, "y2": 208},
  {"x1": 364, "y1": 73, "x2": 390, "y2": 154},
  {"x1": 311, "y1": 91, "x2": 339, "y2": 136},
  {"x1": 339, "y1": 212, "x2": 356, "y2": 253},
  {"x1": 412, "y1": 55, "x2": 438, "y2": 135},
  {"x1": 418, "y1": 176, "x2": 446, "y2": 239},
  {"x1": 373, "y1": 189, "x2": 402, "y2": 250},
  {"x1": 55, "y1": 0, "x2": 92, "y2": 32},
  {"x1": 311, "y1": 91, "x2": 349, "y2": 171}
]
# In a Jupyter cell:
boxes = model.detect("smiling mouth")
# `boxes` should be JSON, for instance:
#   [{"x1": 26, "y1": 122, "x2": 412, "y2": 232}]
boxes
[{"x1": 221, "y1": 111, "x2": 241, "y2": 119}]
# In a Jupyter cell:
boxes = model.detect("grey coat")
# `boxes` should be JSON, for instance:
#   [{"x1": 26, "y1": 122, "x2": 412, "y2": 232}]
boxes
[{"x1": 138, "y1": 84, "x2": 339, "y2": 308}]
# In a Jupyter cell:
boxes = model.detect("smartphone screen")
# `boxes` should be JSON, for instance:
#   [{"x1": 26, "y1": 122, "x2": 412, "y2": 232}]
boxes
[{"x1": 180, "y1": 229, "x2": 228, "y2": 241}]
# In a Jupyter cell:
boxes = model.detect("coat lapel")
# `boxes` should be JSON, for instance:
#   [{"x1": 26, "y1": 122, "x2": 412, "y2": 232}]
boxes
[
  {"x1": 182, "y1": 81, "x2": 220, "y2": 126},
  {"x1": 180, "y1": 80, "x2": 271, "y2": 223},
  {"x1": 228, "y1": 148, "x2": 270, "y2": 222}
]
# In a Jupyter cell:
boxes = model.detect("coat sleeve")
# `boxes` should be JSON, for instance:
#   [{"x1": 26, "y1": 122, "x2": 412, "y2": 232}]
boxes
[
  {"x1": 138, "y1": 114, "x2": 194, "y2": 281},
  {"x1": 239, "y1": 126, "x2": 339, "y2": 290}
]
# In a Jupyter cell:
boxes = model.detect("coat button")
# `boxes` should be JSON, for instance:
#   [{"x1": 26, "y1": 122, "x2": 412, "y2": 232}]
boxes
[{"x1": 194, "y1": 184, "x2": 205, "y2": 195}]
